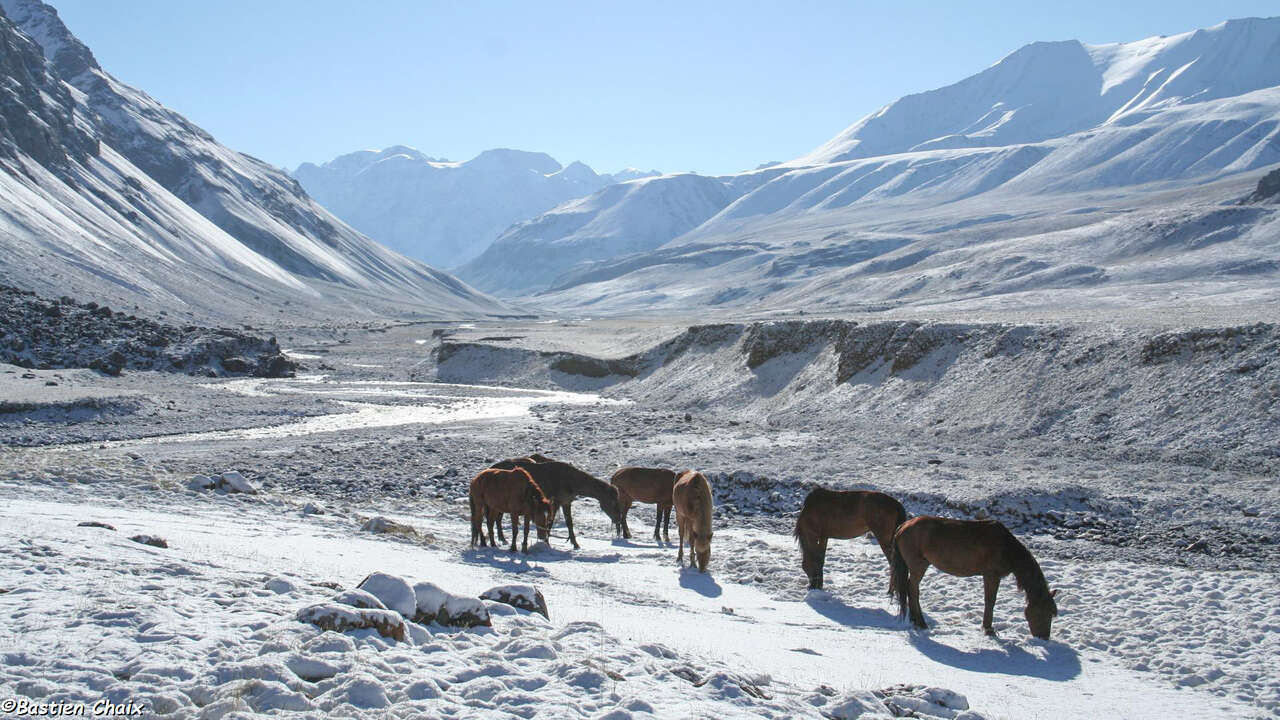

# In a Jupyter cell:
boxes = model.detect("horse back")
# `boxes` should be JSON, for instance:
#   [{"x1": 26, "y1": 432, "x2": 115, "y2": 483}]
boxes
[
  {"x1": 798, "y1": 488, "x2": 905, "y2": 540},
  {"x1": 611, "y1": 466, "x2": 677, "y2": 505},
  {"x1": 673, "y1": 471, "x2": 713, "y2": 527},
  {"x1": 894, "y1": 515, "x2": 1009, "y2": 576}
]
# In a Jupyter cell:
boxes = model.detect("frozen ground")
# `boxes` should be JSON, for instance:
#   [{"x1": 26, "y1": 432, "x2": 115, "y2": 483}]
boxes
[{"x1": 0, "y1": 321, "x2": 1276, "y2": 718}]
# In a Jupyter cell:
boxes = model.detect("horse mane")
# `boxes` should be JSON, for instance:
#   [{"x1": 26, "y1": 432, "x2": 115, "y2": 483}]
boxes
[
  {"x1": 512, "y1": 466, "x2": 550, "y2": 504},
  {"x1": 1002, "y1": 527, "x2": 1055, "y2": 613}
]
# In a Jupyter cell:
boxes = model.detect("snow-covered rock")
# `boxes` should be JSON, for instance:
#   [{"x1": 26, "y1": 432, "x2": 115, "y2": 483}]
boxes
[
  {"x1": 355, "y1": 572, "x2": 416, "y2": 618},
  {"x1": 359, "y1": 516, "x2": 417, "y2": 538},
  {"x1": 479, "y1": 584, "x2": 549, "y2": 619},
  {"x1": 295, "y1": 603, "x2": 407, "y2": 642},
  {"x1": 128, "y1": 534, "x2": 167, "y2": 548},
  {"x1": 217, "y1": 471, "x2": 257, "y2": 494},
  {"x1": 263, "y1": 576, "x2": 298, "y2": 594},
  {"x1": 187, "y1": 475, "x2": 217, "y2": 491},
  {"x1": 413, "y1": 581, "x2": 491, "y2": 627},
  {"x1": 331, "y1": 588, "x2": 386, "y2": 610}
]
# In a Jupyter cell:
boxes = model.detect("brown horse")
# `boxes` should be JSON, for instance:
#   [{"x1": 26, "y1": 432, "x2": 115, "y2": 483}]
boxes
[
  {"x1": 611, "y1": 466, "x2": 677, "y2": 542},
  {"x1": 889, "y1": 516, "x2": 1058, "y2": 639},
  {"x1": 793, "y1": 488, "x2": 908, "y2": 590},
  {"x1": 673, "y1": 470, "x2": 713, "y2": 571},
  {"x1": 484, "y1": 453, "x2": 556, "y2": 544},
  {"x1": 491, "y1": 456, "x2": 621, "y2": 550},
  {"x1": 469, "y1": 467, "x2": 552, "y2": 553}
]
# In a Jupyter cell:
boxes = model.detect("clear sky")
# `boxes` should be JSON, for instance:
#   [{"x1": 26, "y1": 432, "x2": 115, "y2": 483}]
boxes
[{"x1": 47, "y1": 0, "x2": 1280, "y2": 176}]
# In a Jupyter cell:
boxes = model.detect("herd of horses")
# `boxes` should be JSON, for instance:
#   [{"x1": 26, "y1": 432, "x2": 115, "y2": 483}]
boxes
[{"x1": 468, "y1": 454, "x2": 1059, "y2": 640}]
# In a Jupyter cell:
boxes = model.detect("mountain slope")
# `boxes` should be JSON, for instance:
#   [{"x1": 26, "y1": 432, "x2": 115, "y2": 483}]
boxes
[
  {"x1": 463, "y1": 17, "x2": 1280, "y2": 312},
  {"x1": 293, "y1": 147, "x2": 653, "y2": 268},
  {"x1": 0, "y1": 0, "x2": 510, "y2": 323}
]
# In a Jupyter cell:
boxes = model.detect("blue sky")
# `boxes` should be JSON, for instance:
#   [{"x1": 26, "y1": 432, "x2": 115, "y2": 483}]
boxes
[{"x1": 49, "y1": 0, "x2": 1280, "y2": 176}]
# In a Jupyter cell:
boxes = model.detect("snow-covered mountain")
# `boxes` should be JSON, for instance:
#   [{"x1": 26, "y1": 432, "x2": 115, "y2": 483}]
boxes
[
  {"x1": 294, "y1": 146, "x2": 658, "y2": 268},
  {"x1": 0, "y1": 0, "x2": 511, "y2": 324},
  {"x1": 461, "y1": 17, "x2": 1280, "y2": 312}
]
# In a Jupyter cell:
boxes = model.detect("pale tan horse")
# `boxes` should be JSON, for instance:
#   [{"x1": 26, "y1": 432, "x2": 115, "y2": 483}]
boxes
[{"x1": 672, "y1": 470, "x2": 713, "y2": 572}]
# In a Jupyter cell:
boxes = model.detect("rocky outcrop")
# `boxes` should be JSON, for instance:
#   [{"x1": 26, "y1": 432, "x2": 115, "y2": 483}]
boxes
[{"x1": 0, "y1": 286, "x2": 296, "y2": 377}]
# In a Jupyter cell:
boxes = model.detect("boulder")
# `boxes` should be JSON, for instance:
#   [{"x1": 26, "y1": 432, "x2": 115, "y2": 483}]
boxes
[
  {"x1": 413, "y1": 581, "x2": 491, "y2": 627},
  {"x1": 187, "y1": 475, "x2": 217, "y2": 491},
  {"x1": 129, "y1": 534, "x2": 168, "y2": 548},
  {"x1": 332, "y1": 589, "x2": 386, "y2": 610},
  {"x1": 356, "y1": 573, "x2": 416, "y2": 618},
  {"x1": 264, "y1": 577, "x2": 299, "y2": 594},
  {"x1": 360, "y1": 516, "x2": 417, "y2": 538},
  {"x1": 295, "y1": 604, "x2": 405, "y2": 642},
  {"x1": 77, "y1": 521, "x2": 116, "y2": 531},
  {"x1": 479, "y1": 584, "x2": 548, "y2": 619},
  {"x1": 218, "y1": 471, "x2": 258, "y2": 494}
]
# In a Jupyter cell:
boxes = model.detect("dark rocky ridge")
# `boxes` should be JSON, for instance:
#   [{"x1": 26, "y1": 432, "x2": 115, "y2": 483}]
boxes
[{"x1": 0, "y1": 285, "x2": 297, "y2": 377}]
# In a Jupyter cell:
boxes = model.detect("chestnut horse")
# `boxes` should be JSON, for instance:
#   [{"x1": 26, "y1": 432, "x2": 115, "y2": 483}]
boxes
[
  {"x1": 793, "y1": 487, "x2": 908, "y2": 590},
  {"x1": 484, "y1": 453, "x2": 555, "y2": 544},
  {"x1": 889, "y1": 516, "x2": 1058, "y2": 639},
  {"x1": 491, "y1": 455, "x2": 621, "y2": 549},
  {"x1": 610, "y1": 466, "x2": 677, "y2": 542},
  {"x1": 673, "y1": 470, "x2": 713, "y2": 571},
  {"x1": 469, "y1": 467, "x2": 552, "y2": 553}
]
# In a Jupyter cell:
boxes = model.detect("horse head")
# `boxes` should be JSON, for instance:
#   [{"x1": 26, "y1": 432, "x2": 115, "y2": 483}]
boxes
[
  {"x1": 1025, "y1": 588, "x2": 1058, "y2": 640},
  {"x1": 693, "y1": 530, "x2": 712, "y2": 572}
]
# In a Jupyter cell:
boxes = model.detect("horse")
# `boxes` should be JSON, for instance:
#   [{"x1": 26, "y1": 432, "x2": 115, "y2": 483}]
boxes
[
  {"x1": 491, "y1": 456, "x2": 621, "y2": 550},
  {"x1": 673, "y1": 470, "x2": 713, "y2": 572},
  {"x1": 793, "y1": 487, "x2": 908, "y2": 590},
  {"x1": 468, "y1": 467, "x2": 552, "y2": 553},
  {"x1": 484, "y1": 453, "x2": 556, "y2": 544},
  {"x1": 610, "y1": 466, "x2": 677, "y2": 542},
  {"x1": 889, "y1": 516, "x2": 1058, "y2": 639}
]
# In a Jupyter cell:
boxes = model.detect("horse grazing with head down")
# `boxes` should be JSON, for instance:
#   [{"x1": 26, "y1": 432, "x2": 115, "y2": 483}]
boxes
[
  {"x1": 889, "y1": 516, "x2": 1059, "y2": 639},
  {"x1": 610, "y1": 466, "x2": 677, "y2": 542},
  {"x1": 673, "y1": 470, "x2": 713, "y2": 572},
  {"x1": 469, "y1": 467, "x2": 552, "y2": 553},
  {"x1": 793, "y1": 487, "x2": 908, "y2": 590},
  {"x1": 491, "y1": 455, "x2": 621, "y2": 550}
]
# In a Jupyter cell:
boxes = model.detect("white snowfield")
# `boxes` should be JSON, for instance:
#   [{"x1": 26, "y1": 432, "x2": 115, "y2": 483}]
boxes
[
  {"x1": 294, "y1": 145, "x2": 658, "y2": 269},
  {"x1": 0, "y1": 0, "x2": 510, "y2": 324},
  {"x1": 465, "y1": 18, "x2": 1280, "y2": 314},
  {"x1": 0, "y1": 460, "x2": 1270, "y2": 719}
]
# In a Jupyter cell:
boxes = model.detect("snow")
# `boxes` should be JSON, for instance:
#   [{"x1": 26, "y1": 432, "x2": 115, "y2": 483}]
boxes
[{"x1": 0, "y1": 473, "x2": 1263, "y2": 718}]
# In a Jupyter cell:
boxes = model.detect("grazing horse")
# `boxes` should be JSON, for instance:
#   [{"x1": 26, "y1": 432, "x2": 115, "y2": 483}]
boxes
[
  {"x1": 673, "y1": 470, "x2": 713, "y2": 572},
  {"x1": 491, "y1": 456, "x2": 621, "y2": 550},
  {"x1": 485, "y1": 453, "x2": 556, "y2": 544},
  {"x1": 793, "y1": 487, "x2": 908, "y2": 590},
  {"x1": 469, "y1": 467, "x2": 552, "y2": 553},
  {"x1": 610, "y1": 466, "x2": 677, "y2": 542},
  {"x1": 889, "y1": 516, "x2": 1059, "y2": 639}
]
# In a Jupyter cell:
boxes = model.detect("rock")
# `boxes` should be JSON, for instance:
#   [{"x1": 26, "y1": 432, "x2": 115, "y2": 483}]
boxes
[
  {"x1": 360, "y1": 516, "x2": 417, "y2": 538},
  {"x1": 264, "y1": 577, "x2": 299, "y2": 594},
  {"x1": 187, "y1": 475, "x2": 217, "y2": 491},
  {"x1": 218, "y1": 471, "x2": 258, "y2": 494},
  {"x1": 413, "y1": 581, "x2": 491, "y2": 627},
  {"x1": 129, "y1": 534, "x2": 168, "y2": 548},
  {"x1": 356, "y1": 573, "x2": 416, "y2": 618},
  {"x1": 77, "y1": 521, "x2": 116, "y2": 531},
  {"x1": 301, "y1": 502, "x2": 326, "y2": 515},
  {"x1": 295, "y1": 604, "x2": 406, "y2": 642},
  {"x1": 332, "y1": 589, "x2": 386, "y2": 610},
  {"x1": 479, "y1": 584, "x2": 548, "y2": 619}
]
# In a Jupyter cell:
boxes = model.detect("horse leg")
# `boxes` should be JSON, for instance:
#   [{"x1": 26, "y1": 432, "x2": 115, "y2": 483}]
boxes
[
  {"x1": 908, "y1": 562, "x2": 928, "y2": 629},
  {"x1": 508, "y1": 513, "x2": 518, "y2": 553},
  {"x1": 485, "y1": 511, "x2": 496, "y2": 548},
  {"x1": 982, "y1": 574, "x2": 1000, "y2": 634},
  {"x1": 522, "y1": 514, "x2": 531, "y2": 553},
  {"x1": 814, "y1": 537, "x2": 828, "y2": 589},
  {"x1": 676, "y1": 517, "x2": 685, "y2": 566},
  {"x1": 620, "y1": 495, "x2": 633, "y2": 539},
  {"x1": 563, "y1": 502, "x2": 580, "y2": 550},
  {"x1": 495, "y1": 510, "x2": 507, "y2": 544},
  {"x1": 663, "y1": 505, "x2": 672, "y2": 543}
]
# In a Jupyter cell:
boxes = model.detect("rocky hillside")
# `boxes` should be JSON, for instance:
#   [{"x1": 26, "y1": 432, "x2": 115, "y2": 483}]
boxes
[
  {"x1": 0, "y1": 285, "x2": 296, "y2": 377},
  {"x1": 0, "y1": 0, "x2": 511, "y2": 324}
]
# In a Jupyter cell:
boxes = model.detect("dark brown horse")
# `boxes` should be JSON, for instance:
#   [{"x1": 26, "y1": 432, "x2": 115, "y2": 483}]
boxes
[
  {"x1": 469, "y1": 467, "x2": 552, "y2": 553},
  {"x1": 673, "y1": 470, "x2": 713, "y2": 571},
  {"x1": 793, "y1": 487, "x2": 908, "y2": 590},
  {"x1": 610, "y1": 466, "x2": 677, "y2": 542},
  {"x1": 484, "y1": 453, "x2": 556, "y2": 544},
  {"x1": 491, "y1": 456, "x2": 621, "y2": 549},
  {"x1": 889, "y1": 516, "x2": 1058, "y2": 639}
]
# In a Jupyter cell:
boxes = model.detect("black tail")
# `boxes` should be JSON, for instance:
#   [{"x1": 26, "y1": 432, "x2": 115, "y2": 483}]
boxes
[{"x1": 889, "y1": 542, "x2": 910, "y2": 619}]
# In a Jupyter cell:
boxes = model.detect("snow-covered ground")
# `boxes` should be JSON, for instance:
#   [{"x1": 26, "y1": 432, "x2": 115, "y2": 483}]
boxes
[
  {"x1": 2, "y1": 334, "x2": 1275, "y2": 717},
  {"x1": 0, "y1": 463, "x2": 1266, "y2": 719}
]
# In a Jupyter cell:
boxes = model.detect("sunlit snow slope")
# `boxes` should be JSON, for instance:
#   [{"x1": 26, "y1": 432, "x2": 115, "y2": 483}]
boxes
[
  {"x1": 0, "y1": 0, "x2": 511, "y2": 324},
  {"x1": 460, "y1": 18, "x2": 1280, "y2": 315}
]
